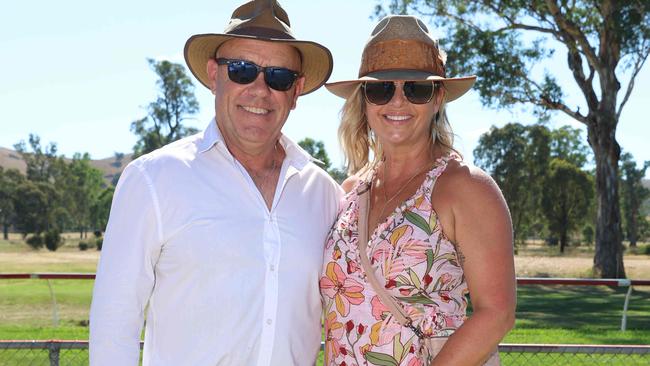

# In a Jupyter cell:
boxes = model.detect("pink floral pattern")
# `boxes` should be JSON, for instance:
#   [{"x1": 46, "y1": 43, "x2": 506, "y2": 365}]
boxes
[{"x1": 320, "y1": 154, "x2": 468, "y2": 366}]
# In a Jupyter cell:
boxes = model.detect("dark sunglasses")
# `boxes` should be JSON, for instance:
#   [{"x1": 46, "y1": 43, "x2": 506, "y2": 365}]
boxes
[
  {"x1": 362, "y1": 81, "x2": 439, "y2": 105},
  {"x1": 216, "y1": 58, "x2": 301, "y2": 91}
]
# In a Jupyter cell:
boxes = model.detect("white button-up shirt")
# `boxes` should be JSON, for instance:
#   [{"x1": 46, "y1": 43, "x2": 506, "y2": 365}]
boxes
[{"x1": 90, "y1": 119, "x2": 342, "y2": 366}]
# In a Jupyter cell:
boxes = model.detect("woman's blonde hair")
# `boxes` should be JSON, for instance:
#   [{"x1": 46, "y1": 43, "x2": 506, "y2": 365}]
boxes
[{"x1": 338, "y1": 83, "x2": 460, "y2": 176}]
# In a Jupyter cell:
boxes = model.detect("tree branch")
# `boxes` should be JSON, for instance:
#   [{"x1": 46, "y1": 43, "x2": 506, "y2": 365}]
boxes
[
  {"x1": 493, "y1": 22, "x2": 557, "y2": 36},
  {"x1": 519, "y1": 71, "x2": 589, "y2": 124},
  {"x1": 617, "y1": 47, "x2": 650, "y2": 119},
  {"x1": 566, "y1": 43, "x2": 600, "y2": 111},
  {"x1": 544, "y1": 0, "x2": 601, "y2": 69}
]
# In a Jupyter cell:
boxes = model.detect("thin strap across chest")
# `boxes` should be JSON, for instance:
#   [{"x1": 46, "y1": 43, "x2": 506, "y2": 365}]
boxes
[{"x1": 356, "y1": 183, "x2": 420, "y2": 332}]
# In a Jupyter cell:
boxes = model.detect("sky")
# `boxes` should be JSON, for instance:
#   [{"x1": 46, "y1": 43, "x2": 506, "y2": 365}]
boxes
[{"x1": 1, "y1": 0, "x2": 649, "y2": 175}]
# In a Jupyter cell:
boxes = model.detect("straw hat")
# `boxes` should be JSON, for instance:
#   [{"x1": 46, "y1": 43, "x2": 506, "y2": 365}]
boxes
[
  {"x1": 326, "y1": 15, "x2": 476, "y2": 102},
  {"x1": 184, "y1": 0, "x2": 333, "y2": 95}
]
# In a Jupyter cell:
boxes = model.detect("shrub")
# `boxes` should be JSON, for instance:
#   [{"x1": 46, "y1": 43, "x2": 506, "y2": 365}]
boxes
[
  {"x1": 26, "y1": 235, "x2": 44, "y2": 250},
  {"x1": 582, "y1": 225, "x2": 594, "y2": 246},
  {"x1": 44, "y1": 229, "x2": 62, "y2": 252},
  {"x1": 545, "y1": 237, "x2": 558, "y2": 246},
  {"x1": 78, "y1": 241, "x2": 89, "y2": 251}
]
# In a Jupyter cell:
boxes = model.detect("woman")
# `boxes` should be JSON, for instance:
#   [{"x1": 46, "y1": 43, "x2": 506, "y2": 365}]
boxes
[{"x1": 319, "y1": 15, "x2": 516, "y2": 365}]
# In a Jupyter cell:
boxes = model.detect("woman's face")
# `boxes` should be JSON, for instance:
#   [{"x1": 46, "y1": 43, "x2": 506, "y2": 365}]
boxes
[{"x1": 365, "y1": 81, "x2": 444, "y2": 152}]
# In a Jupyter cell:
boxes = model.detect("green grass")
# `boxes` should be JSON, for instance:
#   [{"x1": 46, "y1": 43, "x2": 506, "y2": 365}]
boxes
[
  {"x1": 1, "y1": 282, "x2": 649, "y2": 342},
  {"x1": 504, "y1": 285, "x2": 650, "y2": 345}
]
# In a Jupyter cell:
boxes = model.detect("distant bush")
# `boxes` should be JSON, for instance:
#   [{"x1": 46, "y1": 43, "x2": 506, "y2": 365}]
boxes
[
  {"x1": 582, "y1": 225, "x2": 594, "y2": 246},
  {"x1": 545, "y1": 237, "x2": 558, "y2": 246},
  {"x1": 94, "y1": 230, "x2": 104, "y2": 250},
  {"x1": 44, "y1": 229, "x2": 62, "y2": 252},
  {"x1": 26, "y1": 235, "x2": 44, "y2": 250},
  {"x1": 78, "y1": 241, "x2": 89, "y2": 251}
]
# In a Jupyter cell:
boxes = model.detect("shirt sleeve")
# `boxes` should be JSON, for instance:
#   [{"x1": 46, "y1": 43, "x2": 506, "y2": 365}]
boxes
[{"x1": 89, "y1": 161, "x2": 162, "y2": 365}]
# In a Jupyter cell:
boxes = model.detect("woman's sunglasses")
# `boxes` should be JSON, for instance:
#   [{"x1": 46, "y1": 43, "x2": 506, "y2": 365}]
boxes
[
  {"x1": 362, "y1": 81, "x2": 439, "y2": 105},
  {"x1": 216, "y1": 58, "x2": 301, "y2": 92}
]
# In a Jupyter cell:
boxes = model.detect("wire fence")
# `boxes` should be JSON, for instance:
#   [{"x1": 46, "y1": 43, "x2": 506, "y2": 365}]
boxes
[{"x1": 1, "y1": 341, "x2": 649, "y2": 366}]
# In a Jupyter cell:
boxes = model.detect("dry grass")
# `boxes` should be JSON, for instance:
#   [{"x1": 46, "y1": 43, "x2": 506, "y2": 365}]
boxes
[
  {"x1": 515, "y1": 255, "x2": 650, "y2": 279},
  {"x1": 1, "y1": 235, "x2": 648, "y2": 278},
  {"x1": 0, "y1": 235, "x2": 99, "y2": 272},
  {"x1": 513, "y1": 242, "x2": 650, "y2": 279}
]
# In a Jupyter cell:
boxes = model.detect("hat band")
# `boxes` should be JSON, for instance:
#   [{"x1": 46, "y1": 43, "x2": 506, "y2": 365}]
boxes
[
  {"x1": 228, "y1": 26, "x2": 295, "y2": 40},
  {"x1": 359, "y1": 39, "x2": 445, "y2": 78}
]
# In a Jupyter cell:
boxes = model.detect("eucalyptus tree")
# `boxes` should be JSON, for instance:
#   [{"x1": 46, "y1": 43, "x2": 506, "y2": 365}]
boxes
[
  {"x1": 620, "y1": 152, "x2": 650, "y2": 247},
  {"x1": 0, "y1": 168, "x2": 24, "y2": 239},
  {"x1": 474, "y1": 123, "x2": 551, "y2": 243},
  {"x1": 543, "y1": 158, "x2": 594, "y2": 253},
  {"x1": 131, "y1": 59, "x2": 200, "y2": 158}
]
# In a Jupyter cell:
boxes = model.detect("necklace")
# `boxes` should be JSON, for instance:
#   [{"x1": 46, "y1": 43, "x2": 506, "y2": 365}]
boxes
[
  {"x1": 375, "y1": 161, "x2": 431, "y2": 220},
  {"x1": 249, "y1": 142, "x2": 279, "y2": 193}
]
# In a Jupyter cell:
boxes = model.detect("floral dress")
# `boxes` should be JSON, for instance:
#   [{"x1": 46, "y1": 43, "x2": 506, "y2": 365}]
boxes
[{"x1": 320, "y1": 154, "x2": 468, "y2": 366}]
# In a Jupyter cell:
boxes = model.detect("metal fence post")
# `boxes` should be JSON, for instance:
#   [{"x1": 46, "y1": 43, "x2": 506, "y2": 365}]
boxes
[
  {"x1": 621, "y1": 284, "x2": 633, "y2": 331},
  {"x1": 48, "y1": 342, "x2": 60, "y2": 366},
  {"x1": 45, "y1": 279, "x2": 59, "y2": 327}
]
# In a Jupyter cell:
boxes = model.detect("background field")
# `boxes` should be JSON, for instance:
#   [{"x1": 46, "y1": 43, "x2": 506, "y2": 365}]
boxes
[{"x1": 1, "y1": 235, "x2": 649, "y2": 346}]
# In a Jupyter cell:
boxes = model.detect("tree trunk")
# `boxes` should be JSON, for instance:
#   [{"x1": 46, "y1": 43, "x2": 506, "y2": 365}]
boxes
[
  {"x1": 560, "y1": 229, "x2": 567, "y2": 253},
  {"x1": 589, "y1": 119, "x2": 626, "y2": 278},
  {"x1": 629, "y1": 209, "x2": 638, "y2": 247},
  {"x1": 3, "y1": 224, "x2": 8, "y2": 240}
]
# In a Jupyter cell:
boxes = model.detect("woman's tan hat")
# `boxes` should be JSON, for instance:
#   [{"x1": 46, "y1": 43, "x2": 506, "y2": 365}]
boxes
[
  {"x1": 184, "y1": 0, "x2": 332, "y2": 95},
  {"x1": 326, "y1": 15, "x2": 476, "y2": 102}
]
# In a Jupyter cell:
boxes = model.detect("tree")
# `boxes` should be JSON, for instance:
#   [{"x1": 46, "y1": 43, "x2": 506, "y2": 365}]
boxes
[
  {"x1": 376, "y1": 1, "x2": 650, "y2": 278},
  {"x1": 543, "y1": 159, "x2": 594, "y2": 253},
  {"x1": 620, "y1": 152, "x2": 650, "y2": 247},
  {"x1": 13, "y1": 180, "x2": 59, "y2": 237},
  {"x1": 299, "y1": 138, "x2": 332, "y2": 169},
  {"x1": 58, "y1": 153, "x2": 105, "y2": 238},
  {"x1": 550, "y1": 126, "x2": 591, "y2": 168},
  {"x1": 474, "y1": 123, "x2": 550, "y2": 242},
  {"x1": 0, "y1": 168, "x2": 24, "y2": 239},
  {"x1": 14, "y1": 134, "x2": 62, "y2": 182},
  {"x1": 90, "y1": 186, "x2": 115, "y2": 233},
  {"x1": 298, "y1": 138, "x2": 348, "y2": 183},
  {"x1": 131, "y1": 59, "x2": 200, "y2": 158}
]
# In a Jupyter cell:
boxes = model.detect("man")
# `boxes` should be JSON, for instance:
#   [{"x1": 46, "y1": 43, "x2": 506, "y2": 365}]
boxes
[{"x1": 89, "y1": 1, "x2": 341, "y2": 365}]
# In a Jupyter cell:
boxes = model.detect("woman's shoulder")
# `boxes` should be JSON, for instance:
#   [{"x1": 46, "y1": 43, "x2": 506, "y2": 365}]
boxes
[
  {"x1": 437, "y1": 158, "x2": 503, "y2": 203},
  {"x1": 341, "y1": 174, "x2": 362, "y2": 193}
]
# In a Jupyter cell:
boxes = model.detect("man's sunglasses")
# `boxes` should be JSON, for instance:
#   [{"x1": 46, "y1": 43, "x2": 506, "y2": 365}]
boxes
[
  {"x1": 362, "y1": 81, "x2": 439, "y2": 105},
  {"x1": 216, "y1": 58, "x2": 301, "y2": 92}
]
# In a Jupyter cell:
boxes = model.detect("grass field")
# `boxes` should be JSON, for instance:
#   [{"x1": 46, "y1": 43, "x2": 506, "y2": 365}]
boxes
[{"x1": 1, "y1": 235, "x2": 649, "y2": 364}]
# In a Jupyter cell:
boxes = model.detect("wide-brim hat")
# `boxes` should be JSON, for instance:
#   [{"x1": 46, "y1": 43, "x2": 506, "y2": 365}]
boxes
[
  {"x1": 326, "y1": 15, "x2": 476, "y2": 102},
  {"x1": 184, "y1": 0, "x2": 333, "y2": 95}
]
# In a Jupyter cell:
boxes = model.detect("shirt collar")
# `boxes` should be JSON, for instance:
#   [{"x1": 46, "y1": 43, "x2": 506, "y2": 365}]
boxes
[
  {"x1": 196, "y1": 118, "x2": 313, "y2": 170},
  {"x1": 197, "y1": 118, "x2": 223, "y2": 154}
]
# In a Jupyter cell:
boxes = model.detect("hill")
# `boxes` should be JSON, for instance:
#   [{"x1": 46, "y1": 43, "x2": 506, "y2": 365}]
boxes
[{"x1": 0, "y1": 147, "x2": 131, "y2": 185}]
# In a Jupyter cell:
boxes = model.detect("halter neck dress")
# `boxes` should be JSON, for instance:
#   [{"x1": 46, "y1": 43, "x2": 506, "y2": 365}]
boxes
[{"x1": 320, "y1": 153, "x2": 468, "y2": 366}]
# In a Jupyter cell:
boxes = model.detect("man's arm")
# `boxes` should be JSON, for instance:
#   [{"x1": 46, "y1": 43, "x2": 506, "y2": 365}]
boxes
[{"x1": 89, "y1": 162, "x2": 162, "y2": 365}]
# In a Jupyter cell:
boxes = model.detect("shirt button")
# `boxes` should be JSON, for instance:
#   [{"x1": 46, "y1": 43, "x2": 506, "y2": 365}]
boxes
[
  {"x1": 270, "y1": 265, "x2": 275, "y2": 271},
  {"x1": 266, "y1": 318, "x2": 272, "y2": 325}
]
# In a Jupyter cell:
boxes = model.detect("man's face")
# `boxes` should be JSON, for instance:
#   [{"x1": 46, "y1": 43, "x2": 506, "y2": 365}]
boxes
[{"x1": 207, "y1": 38, "x2": 305, "y2": 155}]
